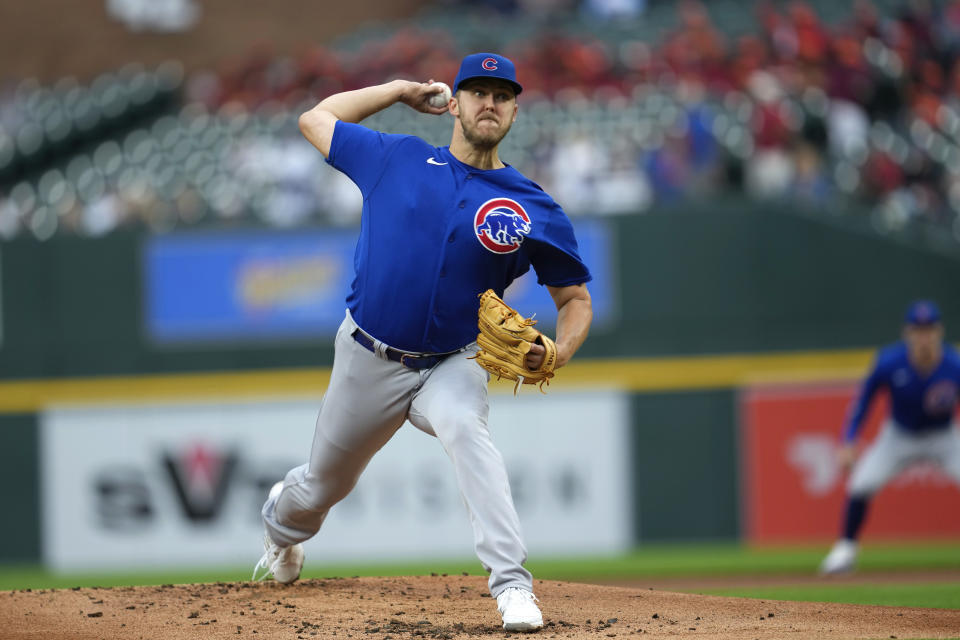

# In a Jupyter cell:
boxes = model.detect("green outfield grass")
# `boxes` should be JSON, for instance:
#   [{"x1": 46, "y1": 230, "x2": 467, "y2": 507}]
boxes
[
  {"x1": 696, "y1": 582, "x2": 960, "y2": 609},
  {"x1": 2, "y1": 541, "x2": 959, "y2": 612},
  {"x1": 524, "y1": 541, "x2": 960, "y2": 582}
]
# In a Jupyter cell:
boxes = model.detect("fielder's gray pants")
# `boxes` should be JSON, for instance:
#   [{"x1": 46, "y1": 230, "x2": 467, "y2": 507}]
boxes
[
  {"x1": 848, "y1": 421, "x2": 960, "y2": 496},
  {"x1": 262, "y1": 311, "x2": 532, "y2": 596}
]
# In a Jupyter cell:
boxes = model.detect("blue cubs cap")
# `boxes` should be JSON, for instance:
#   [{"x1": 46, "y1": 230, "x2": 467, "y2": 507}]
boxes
[
  {"x1": 453, "y1": 53, "x2": 523, "y2": 95},
  {"x1": 904, "y1": 300, "x2": 941, "y2": 325}
]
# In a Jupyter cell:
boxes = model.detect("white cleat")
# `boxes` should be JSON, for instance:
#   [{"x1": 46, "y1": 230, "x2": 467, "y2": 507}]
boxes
[
  {"x1": 819, "y1": 539, "x2": 858, "y2": 575},
  {"x1": 252, "y1": 482, "x2": 305, "y2": 584},
  {"x1": 497, "y1": 587, "x2": 543, "y2": 632}
]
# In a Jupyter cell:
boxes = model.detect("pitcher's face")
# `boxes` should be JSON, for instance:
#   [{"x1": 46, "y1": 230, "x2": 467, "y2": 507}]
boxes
[{"x1": 452, "y1": 79, "x2": 518, "y2": 149}]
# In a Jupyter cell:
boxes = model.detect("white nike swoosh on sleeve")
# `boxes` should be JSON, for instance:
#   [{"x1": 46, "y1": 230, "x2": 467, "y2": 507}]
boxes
[{"x1": 427, "y1": 157, "x2": 448, "y2": 165}]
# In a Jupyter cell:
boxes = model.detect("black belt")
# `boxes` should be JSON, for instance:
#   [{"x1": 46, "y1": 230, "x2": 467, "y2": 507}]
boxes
[{"x1": 351, "y1": 329, "x2": 459, "y2": 370}]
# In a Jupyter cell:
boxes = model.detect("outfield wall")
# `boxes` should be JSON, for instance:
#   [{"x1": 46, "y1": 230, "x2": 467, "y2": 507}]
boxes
[{"x1": 3, "y1": 203, "x2": 960, "y2": 566}]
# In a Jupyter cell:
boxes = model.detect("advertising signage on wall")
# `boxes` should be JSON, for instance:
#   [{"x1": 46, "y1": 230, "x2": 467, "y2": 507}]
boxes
[
  {"x1": 41, "y1": 391, "x2": 631, "y2": 571},
  {"x1": 144, "y1": 230, "x2": 354, "y2": 343},
  {"x1": 740, "y1": 382, "x2": 960, "y2": 544},
  {"x1": 143, "y1": 221, "x2": 615, "y2": 345}
]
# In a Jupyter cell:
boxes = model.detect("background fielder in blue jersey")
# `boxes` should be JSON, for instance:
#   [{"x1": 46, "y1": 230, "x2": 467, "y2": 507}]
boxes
[
  {"x1": 820, "y1": 300, "x2": 960, "y2": 574},
  {"x1": 252, "y1": 53, "x2": 593, "y2": 632}
]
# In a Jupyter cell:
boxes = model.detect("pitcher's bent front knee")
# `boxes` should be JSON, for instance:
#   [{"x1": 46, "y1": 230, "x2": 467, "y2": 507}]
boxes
[{"x1": 264, "y1": 465, "x2": 362, "y2": 546}]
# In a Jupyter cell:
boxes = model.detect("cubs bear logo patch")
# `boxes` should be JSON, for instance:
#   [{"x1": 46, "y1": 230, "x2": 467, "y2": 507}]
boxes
[
  {"x1": 474, "y1": 197, "x2": 531, "y2": 254},
  {"x1": 923, "y1": 380, "x2": 958, "y2": 414}
]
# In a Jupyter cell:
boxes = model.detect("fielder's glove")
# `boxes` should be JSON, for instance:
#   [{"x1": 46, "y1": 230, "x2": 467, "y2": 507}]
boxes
[{"x1": 471, "y1": 289, "x2": 558, "y2": 393}]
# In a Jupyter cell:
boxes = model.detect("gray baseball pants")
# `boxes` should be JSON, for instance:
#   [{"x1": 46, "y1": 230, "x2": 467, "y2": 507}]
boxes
[
  {"x1": 848, "y1": 421, "x2": 960, "y2": 496},
  {"x1": 261, "y1": 311, "x2": 532, "y2": 596}
]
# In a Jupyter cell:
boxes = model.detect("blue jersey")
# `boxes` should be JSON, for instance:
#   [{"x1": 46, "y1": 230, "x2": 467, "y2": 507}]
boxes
[
  {"x1": 326, "y1": 121, "x2": 592, "y2": 353},
  {"x1": 843, "y1": 342, "x2": 960, "y2": 442}
]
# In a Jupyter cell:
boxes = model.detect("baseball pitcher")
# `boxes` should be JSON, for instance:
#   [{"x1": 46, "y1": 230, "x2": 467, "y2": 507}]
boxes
[{"x1": 252, "y1": 53, "x2": 593, "y2": 632}]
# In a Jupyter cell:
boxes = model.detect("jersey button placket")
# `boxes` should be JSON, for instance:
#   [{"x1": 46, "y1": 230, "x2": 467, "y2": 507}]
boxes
[{"x1": 441, "y1": 230, "x2": 454, "y2": 272}]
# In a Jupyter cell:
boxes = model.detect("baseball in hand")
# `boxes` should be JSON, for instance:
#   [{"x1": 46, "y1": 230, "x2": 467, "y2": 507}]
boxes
[{"x1": 427, "y1": 82, "x2": 452, "y2": 108}]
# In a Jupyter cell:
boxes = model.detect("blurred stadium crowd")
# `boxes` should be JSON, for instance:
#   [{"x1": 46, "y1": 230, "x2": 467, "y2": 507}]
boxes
[{"x1": 3, "y1": 0, "x2": 960, "y2": 243}]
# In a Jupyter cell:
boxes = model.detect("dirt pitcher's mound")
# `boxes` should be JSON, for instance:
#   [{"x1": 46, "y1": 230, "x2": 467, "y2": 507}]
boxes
[{"x1": 2, "y1": 575, "x2": 958, "y2": 640}]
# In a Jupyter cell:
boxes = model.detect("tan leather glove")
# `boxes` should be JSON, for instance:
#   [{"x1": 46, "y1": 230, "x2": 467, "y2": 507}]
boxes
[{"x1": 471, "y1": 289, "x2": 558, "y2": 393}]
